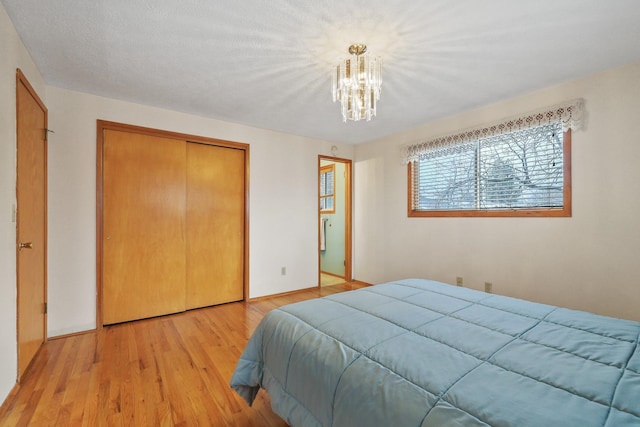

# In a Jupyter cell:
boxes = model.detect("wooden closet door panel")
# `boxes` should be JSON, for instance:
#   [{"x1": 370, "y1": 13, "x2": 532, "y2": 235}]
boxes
[
  {"x1": 16, "y1": 71, "x2": 47, "y2": 379},
  {"x1": 103, "y1": 130, "x2": 186, "y2": 324},
  {"x1": 186, "y1": 143, "x2": 244, "y2": 309}
]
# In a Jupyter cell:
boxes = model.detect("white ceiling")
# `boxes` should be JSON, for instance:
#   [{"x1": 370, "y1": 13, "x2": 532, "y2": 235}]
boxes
[{"x1": 4, "y1": 0, "x2": 640, "y2": 144}]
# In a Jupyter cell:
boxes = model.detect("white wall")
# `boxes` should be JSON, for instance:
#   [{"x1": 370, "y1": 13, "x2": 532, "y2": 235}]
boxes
[
  {"x1": 0, "y1": 1, "x2": 47, "y2": 407},
  {"x1": 354, "y1": 60, "x2": 640, "y2": 322},
  {"x1": 45, "y1": 86, "x2": 354, "y2": 337}
]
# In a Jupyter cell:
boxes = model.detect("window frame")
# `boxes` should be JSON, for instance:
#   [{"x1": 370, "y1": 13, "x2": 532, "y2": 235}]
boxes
[
  {"x1": 408, "y1": 129, "x2": 572, "y2": 218},
  {"x1": 320, "y1": 164, "x2": 336, "y2": 214}
]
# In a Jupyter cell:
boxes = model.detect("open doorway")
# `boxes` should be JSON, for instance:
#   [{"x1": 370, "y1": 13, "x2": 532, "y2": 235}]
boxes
[{"x1": 318, "y1": 156, "x2": 352, "y2": 287}]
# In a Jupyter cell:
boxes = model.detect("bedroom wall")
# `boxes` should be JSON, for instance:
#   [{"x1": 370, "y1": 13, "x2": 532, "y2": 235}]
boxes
[
  {"x1": 353, "y1": 60, "x2": 640, "y2": 322},
  {"x1": 0, "y1": 1, "x2": 47, "y2": 407},
  {"x1": 45, "y1": 86, "x2": 353, "y2": 337}
]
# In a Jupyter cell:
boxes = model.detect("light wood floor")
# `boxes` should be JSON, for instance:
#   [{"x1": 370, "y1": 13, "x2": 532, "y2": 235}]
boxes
[
  {"x1": 0, "y1": 281, "x2": 369, "y2": 426},
  {"x1": 320, "y1": 273, "x2": 345, "y2": 287}
]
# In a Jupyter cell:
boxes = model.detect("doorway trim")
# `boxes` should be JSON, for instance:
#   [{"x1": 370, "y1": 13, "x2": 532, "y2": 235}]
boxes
[
  {"x1": 96, "y1": 120, "x2": 250, "y2": 328},
  {"x1": 318, "y1": 156, "x2": 352, "y2": 285}
]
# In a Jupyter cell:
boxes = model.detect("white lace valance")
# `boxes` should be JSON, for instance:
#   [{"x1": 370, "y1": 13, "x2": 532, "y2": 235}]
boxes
[{"x1": 402, "y1": 99, "x2": 584, "y2": 164}]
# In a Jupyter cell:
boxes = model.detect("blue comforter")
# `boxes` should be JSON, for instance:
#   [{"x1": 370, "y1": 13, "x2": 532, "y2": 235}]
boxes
[{"x1": 230, "y1": 279, "x2": 640, "y2": 426}]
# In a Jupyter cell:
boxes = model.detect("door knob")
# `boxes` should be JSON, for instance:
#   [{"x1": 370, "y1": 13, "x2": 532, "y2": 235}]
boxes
[{"x1": 18, "y1": 242, "x2": 33, "y2": 249}]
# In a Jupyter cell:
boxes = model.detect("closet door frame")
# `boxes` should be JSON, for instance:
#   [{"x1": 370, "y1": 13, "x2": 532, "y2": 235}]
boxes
[{"x1": 96, "y1": 120, "x2": 250, "y2": 328}]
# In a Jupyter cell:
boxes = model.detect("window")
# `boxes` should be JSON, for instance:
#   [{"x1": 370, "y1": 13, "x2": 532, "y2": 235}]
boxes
[
  {"x1": 406, "y1": 100, "x2": 583, "y2": 217},
  {"x1": 320, "y1": 164, "x2": 335, "y2": 213}
]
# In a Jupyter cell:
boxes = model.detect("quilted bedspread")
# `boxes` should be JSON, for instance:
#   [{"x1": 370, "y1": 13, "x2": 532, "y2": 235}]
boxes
[{"x1": 230, "y1": 278, "x2": 640, "y2": 426}]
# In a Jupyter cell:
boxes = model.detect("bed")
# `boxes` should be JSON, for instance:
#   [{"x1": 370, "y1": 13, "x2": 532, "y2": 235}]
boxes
[{"x1": 230, "y1": 278, "x2": 640, "y2": 426}]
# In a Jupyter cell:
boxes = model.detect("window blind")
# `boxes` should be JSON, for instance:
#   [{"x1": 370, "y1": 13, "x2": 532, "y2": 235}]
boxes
[{"x1": 413, "y1": 122, "x2": 564, "y2": 211}]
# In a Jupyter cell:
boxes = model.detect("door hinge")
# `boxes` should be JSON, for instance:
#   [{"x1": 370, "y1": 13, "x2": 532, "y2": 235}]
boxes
[{"x1": 44, "y1": 302, "x2": 47, "y2": 314}]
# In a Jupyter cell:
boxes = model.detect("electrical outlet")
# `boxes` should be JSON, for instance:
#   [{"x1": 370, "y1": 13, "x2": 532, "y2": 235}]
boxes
[
  {"x1": 456, "y1": 277, "x2": 463, "y2": 287},
  {"x1": 281, "y1": 266, "x2": 286, "y2": 276},
  {"x1": 484, "y1": 282, "x2": 493, "y2": 293}
]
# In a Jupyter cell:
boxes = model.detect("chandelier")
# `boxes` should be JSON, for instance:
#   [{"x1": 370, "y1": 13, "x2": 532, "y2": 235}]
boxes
[{"x1": 332, "y1": 44, "x2": 382, "y2": 122}]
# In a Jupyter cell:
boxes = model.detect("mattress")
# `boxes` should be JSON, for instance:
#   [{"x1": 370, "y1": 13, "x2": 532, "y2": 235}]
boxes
[{"x1": 230, "y1": 278, "x2": 640, "y2": 426}]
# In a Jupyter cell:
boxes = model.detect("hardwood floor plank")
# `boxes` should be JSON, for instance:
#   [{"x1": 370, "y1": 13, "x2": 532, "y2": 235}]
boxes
[{"x1": 0, "y1": 281, "x2": 369, "y2": 426}]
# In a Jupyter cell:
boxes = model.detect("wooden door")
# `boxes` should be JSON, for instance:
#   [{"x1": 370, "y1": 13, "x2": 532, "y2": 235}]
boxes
[
  {"x1": 16, "y1": 69, "x2": 48, "y2": 380},
  {"x1": 186, "y1": 143, "x2": 244, "y2": 309},
  {"x1": 103, "y1": 130, "x2": 187, "y2": 324}
]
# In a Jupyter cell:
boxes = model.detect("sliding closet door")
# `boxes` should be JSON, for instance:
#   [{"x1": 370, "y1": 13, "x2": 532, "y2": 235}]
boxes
[
  {"x1": 186, "y1": 143, "x2": 244, "y2": 309},
  {"x1": 103, "y1": 130, "x2": 187, "y2": 324}
]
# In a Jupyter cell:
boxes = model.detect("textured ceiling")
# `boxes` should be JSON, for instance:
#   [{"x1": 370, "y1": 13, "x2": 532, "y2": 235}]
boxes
[{"x1": 3, "y1": 0, "x2": 640, "y2": 144}]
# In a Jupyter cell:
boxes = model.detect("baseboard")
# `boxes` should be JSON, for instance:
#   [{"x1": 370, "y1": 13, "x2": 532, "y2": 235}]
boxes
[
  {"x1": 248, "y1": 280, "x2": 373, "y2": 302},
  {"x1": 248, "y1": 286, "x2": 318, "y2": 302},
  {"x1": 48, "y1": 328, "x2": 96, "y2": 341}
]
